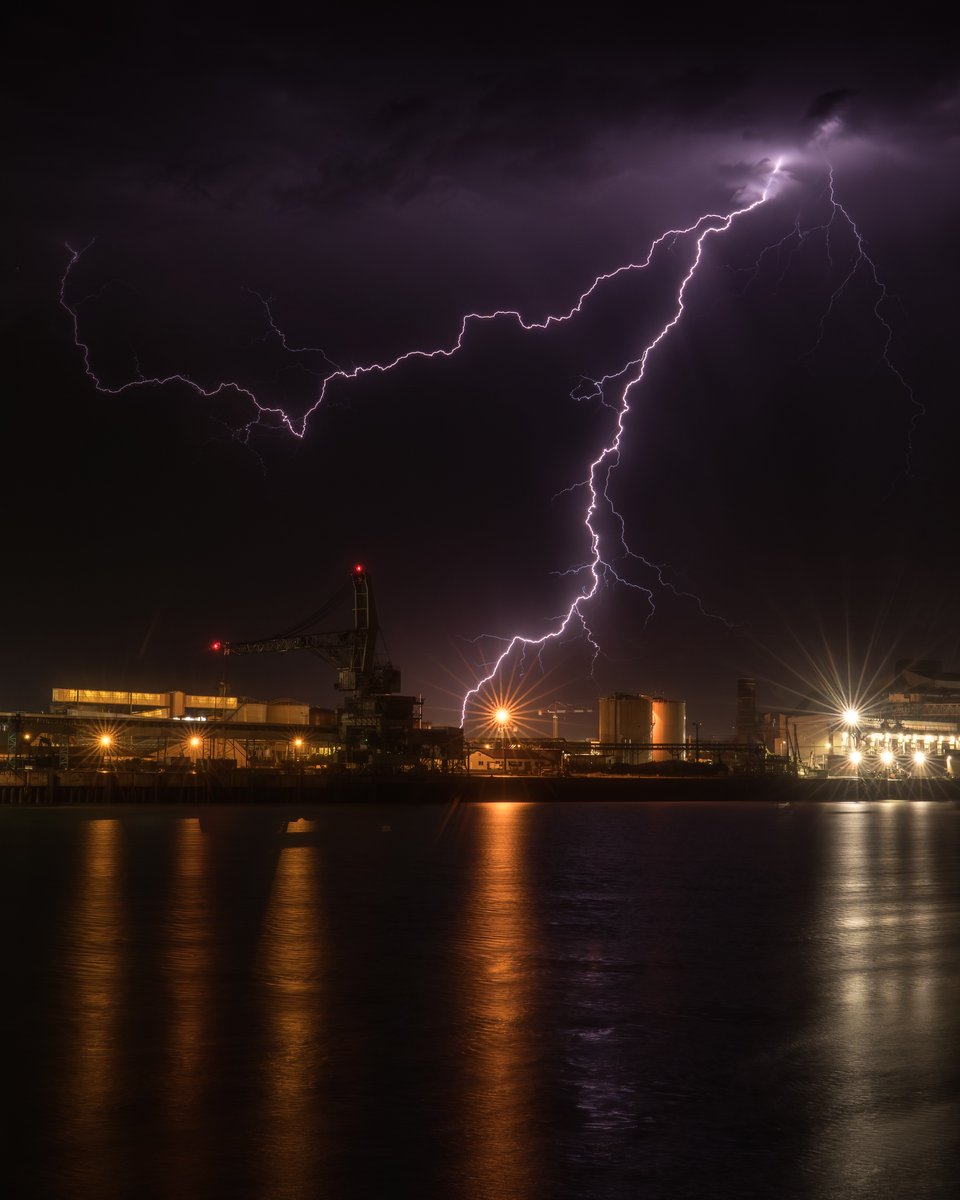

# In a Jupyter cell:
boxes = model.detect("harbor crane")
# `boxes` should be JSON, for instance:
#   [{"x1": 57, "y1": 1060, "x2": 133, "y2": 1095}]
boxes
[
  {"x1": 537, "y1": 702, "x2": 593, "y2": 739},
  {"x1": 212, "y1": 565, "x2": 417, "y2": 749}
]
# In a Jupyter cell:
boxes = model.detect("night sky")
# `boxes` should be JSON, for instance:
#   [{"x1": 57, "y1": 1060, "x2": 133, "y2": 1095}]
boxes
[{"x1": 5, "y1": 6, "x2": 959, "y2": 737}]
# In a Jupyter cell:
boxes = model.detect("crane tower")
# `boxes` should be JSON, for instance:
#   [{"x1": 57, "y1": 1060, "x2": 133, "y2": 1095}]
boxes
[{"x1": 213, "y1": 565, "x2": 419, "y2": 754}]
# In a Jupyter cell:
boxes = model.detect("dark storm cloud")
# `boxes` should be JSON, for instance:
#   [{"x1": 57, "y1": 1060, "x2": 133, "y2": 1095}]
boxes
[
  {"x1": 806, "y1": 88, "x2": 857, "y2": 122},
  {"x1": 7, "y1": 4, "x2": 957, "y2": 235}
]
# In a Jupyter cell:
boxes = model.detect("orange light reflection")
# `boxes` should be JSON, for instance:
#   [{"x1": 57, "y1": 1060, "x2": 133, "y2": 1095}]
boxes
[
  {"x1": 61, "y1": 819, "x2": 124, "y2": 1175},
  {"x1": 256, "y1": 831, "x2": 328, "y2": 1197},
  {"x1": 460, "y1": 802, "x2": 536, "y2": 1199},
  {"x1": 163, "y1": 819, "x2": 213, "y2": 1144}
]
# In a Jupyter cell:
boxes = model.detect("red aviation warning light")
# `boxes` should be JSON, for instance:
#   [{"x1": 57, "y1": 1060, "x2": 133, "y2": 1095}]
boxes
[
  {"x1": 354, "y1": 563, "x2": 365, "y2": 574},
  {"x1": 210, "y1": 641, "x2": 222, "y2": 652}
]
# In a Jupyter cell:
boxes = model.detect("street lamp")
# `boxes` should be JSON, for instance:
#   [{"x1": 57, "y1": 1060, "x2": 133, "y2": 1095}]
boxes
[
  {"x1": 841, "y1": 707, "x2": 863, "y2": 759},
  {"x1": 99, "y1": 733, "x2": 112, "y2": 770},
  {"x1": 495, "y1": 707, "x2": 511, "y2": 772}
]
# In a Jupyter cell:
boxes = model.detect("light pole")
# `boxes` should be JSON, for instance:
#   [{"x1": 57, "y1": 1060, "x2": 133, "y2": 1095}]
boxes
[
  {"x1": 495, "y1": 707, "x2": 511, "y2": 773},
  {"x1": 842, "y1": 707, "x2": 862, "y2": 774}
]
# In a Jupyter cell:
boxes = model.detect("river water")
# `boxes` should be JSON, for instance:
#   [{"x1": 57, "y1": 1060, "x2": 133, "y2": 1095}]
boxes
[{"x1": 2, "y1": 798, "x2": 959, "y2": 1199}]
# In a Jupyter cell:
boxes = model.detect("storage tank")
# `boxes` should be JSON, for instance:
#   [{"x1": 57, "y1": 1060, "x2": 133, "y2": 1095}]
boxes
[
  {"x1": 599, "y1": 694, "x2": 653, "y2": 762},
  {"x1": 266, "y1": 702, "x2": 311, "y2": 725},
  {"x1": 234, "y1": 702, "x2": 268, "y2": 723},
  {"x1": 650, "y1": 698, "x2": 686, "y2": 762}
]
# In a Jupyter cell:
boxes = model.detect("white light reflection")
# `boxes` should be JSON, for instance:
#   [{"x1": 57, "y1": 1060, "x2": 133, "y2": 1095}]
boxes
[{"x1": 805, "y1": 802, "x2": 953, "y2": 1189}]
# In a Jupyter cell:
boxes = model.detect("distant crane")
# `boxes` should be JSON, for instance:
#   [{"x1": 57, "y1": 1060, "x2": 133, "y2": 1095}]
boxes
[{"x1": 537, "y1": 702, "x2": 593, "y2": 739}]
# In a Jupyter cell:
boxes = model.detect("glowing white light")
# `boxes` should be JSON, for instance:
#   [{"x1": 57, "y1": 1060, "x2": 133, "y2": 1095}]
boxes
[
  {"x1": 880, "y1": 750, "x2": 894, "y2": 766},
  {"x1": 849, "y1": 750, "x2": 862, "y2": 765},
  {"x1": 913, "y1": 750, "x2": 926, "y2": 765},
  {"x1": 494, "y1": 707, "x2": 511, "y2": 726},
  {"x1": 842, "y1": 708, "x2": 860, "y2": 726}
]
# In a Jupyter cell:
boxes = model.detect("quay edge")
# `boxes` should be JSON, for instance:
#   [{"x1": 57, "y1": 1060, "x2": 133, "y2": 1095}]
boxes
[{"x1": 3, "y1": 771, "x2": 960, "y2": 806}]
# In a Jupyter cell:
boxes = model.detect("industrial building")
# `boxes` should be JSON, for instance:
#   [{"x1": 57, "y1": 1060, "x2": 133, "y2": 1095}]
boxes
[
  {"x1": 10, "y1": 554, "x2": 960, "y2": 786},
  {"x1": 42, "y1": 685, "x2": 337, "y2": 767},
  {"x1": 467, "y1": 745, "x2": 560, "y2": 774},
  {"x1": 757, "y1": 660, "x2": 960, "y2": 776},
  {"x1": 2, "y1": 691, "x2": 462, "y2": 774},
  {"x1": 2, "y1": 568, "x2": 464, "y2": 775},
  {"x1": 50, "y1": 687, "x2": 327, "y2": 727}
]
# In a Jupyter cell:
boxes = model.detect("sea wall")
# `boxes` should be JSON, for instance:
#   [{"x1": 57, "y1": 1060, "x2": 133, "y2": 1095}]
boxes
[{"x1": 2, "y1": 771, "x2": 959, "y2": 805}]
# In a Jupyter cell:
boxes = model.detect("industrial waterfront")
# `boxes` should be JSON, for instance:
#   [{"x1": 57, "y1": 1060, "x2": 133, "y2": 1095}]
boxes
[
  {"x1": 5, "y1": 574, "x2": 960, "y2": 1200},
  {"x1": 6, "y1": 570, "x2": 960, "y2": 807}
]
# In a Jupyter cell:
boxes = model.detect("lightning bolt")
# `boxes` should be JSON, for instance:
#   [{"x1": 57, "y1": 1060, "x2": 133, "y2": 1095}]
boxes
[
  {"x1": 808, "y1": 166, "x2": 922, "y2": 473},
  {"x1": 735, "y1": 161, "x2": 918, "y2": 473},
  {"x1": 458, "y1": 160, "x2": 784, "y2": 725},
  {"x1": 61, "y1": 161, "x2": 787, "y2": 727},
  {"x1": 60, "y1": 199, "x2": 772, "y2": 438},
  {"x1": 59, "y1": 239, "x2": 264, "y2": 415},
  {"x1": 65, "y1": 154, "x2": 912, "y2": 729}
]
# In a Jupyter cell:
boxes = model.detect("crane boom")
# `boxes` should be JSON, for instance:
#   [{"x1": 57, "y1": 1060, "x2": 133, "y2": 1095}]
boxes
[
  {"x1": 214, "y1": 566, "x2": 400, "y2": 696},
  {"x1": 211, "y1": 564, "x2": 436, "y2": 759},
  {"x1": 220, "y1": 630, "x2": 357, "y2": 663}
]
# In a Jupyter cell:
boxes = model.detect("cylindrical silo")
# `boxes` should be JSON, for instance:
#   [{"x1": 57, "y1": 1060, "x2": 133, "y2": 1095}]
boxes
[
  {"x1": 599, "y1": 693, "x2": 653, "y2": 762},
  {"x1": 650, "y1": 697, "x2": 686, "y2": 762}
]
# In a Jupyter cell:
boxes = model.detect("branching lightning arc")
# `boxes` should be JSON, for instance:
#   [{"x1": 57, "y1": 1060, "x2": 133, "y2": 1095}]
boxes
[{"x1": 60, "y1": 153, "x2": 913, "y2": 728}]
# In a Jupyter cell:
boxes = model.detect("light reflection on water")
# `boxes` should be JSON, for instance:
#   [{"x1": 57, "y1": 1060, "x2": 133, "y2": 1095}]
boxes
[
  {"x1": 3, "y1": 799, "x2": 960, "y2": 1200},
  {"x1": 806, "y1": 801, "x2": 958, "y2": 1197},
  {"x1": 255, "y1": 828, "x2": 328, "y2": 1199},
  {"x1": 60, "y1": 818, "x2": 125, "y2": 1185},
  {"x1": 459, "y1": 802, "x2": 535, "y2": 1200},
  {"x1": 165, "y1": 819, "x2": 211, "y2": 1119}
]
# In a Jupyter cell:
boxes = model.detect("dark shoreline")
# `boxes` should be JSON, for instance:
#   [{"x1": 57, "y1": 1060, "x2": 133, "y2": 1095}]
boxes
[{"x1": 3, "y1": 771, "x2": 960, "y2": 805}]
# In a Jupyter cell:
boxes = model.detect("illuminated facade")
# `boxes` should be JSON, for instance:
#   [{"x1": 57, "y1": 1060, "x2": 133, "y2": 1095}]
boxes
[
  {"x1": 760, "y1": 660, "x2": 960, "y2": 775},
  {"x1": 52, "y1": 688, "x2": 239, "y2": 720},
  {"x1": 468, "y1": 746, "x2": 558, "y2": 774},
  {"x1": 50, "y1": 687, "x2": 334, "y2": 726}
]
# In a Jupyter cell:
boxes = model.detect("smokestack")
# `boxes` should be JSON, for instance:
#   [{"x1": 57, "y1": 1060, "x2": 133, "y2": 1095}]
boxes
[{"x1": 736, "y1": 678, "x2": 758, "y2": 744}]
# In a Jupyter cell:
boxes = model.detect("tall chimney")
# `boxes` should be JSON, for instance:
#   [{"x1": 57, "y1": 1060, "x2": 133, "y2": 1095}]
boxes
[{"x1": 736, "y1": 678, "x2": 758, "y2": 744}]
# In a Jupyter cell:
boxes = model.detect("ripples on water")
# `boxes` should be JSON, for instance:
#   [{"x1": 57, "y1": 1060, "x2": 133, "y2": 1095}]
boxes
[{"x1": 2, "y1": 799, "x2": 959, "y2": 1199}]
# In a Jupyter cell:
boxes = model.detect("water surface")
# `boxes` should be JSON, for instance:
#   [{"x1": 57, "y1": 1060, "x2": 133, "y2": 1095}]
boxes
[{"x1": 2, "y1": 798, "x2": 959, "y2": 1198}]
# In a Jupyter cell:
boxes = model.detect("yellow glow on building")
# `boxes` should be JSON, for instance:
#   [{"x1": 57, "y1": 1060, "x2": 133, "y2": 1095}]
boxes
[{"x1": 52, "y1": 688, "x2": 238, "y2": 714}]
